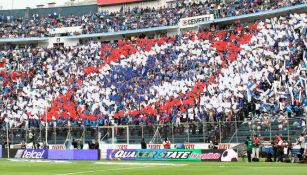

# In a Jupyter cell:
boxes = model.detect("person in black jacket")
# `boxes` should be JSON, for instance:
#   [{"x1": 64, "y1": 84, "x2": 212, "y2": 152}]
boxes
[{"x1": 141, "y1": 138, "x2": 147, "y2": 149}]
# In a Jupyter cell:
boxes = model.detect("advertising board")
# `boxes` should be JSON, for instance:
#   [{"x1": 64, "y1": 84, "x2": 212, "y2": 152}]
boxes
[
  {"x1": 179, "y1": 15, "x2": 214, "y2": 28},
  {"x1": 48, "y1": 150, "x2": 99, "y2": 160},
  {"x1": 106, "y1": 149, "x2": 238, "y2": 162}
]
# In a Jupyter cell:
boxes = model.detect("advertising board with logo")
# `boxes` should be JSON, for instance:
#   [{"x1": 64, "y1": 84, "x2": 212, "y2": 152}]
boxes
[
  {"x1": 179, "y1": 14, "x2": 214, "y2": 28},
  {"x1": 2, "y1": 149, "x2": 48, "y2": 159},
  {"x1": 15, "y1": 149, "x2": 48, "y2": 159},
  {"x1": 2, "y1": 149, "x2": 99, "y2": 160},
  {"x1": 106, "y1": 149, "x2": 238, "y2": 162},
  {"x1": 49, "y1": 144, "x2": 66, "y2": 150}
]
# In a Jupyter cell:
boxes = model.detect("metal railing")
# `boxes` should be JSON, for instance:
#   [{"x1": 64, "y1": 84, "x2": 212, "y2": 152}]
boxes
[{"x1": 0, "y1": 117, "x2": 305, "y2": 147}]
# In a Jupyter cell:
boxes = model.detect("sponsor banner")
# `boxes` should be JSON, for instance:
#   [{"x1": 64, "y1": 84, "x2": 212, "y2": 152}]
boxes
[
  {"x1": 218, "y1": 143, "x2": 231, "y2": 150},
  {"x1": 0, "y1": 149, "x2": 2, "y2": 158},
  {"x1": 19, "y1": 149, "x2": 48, "y2": 159},
  {"x1": 49, "y1": 144, "x2": 66, "y2": 150},
  {"x1": 2, "y1": 149, "x2": 99, "y2": 160},
  {"x1": 180, "y1": 14, "x2": 214, "y2": 28},
  {"x1": 48, "y1": 150, "x2": 74, "y2": 160},
  {"x1": 3, "y1": 149, "x2": 48, "y2": 159},
  {"x1": 73, "y1": 150, "x2": 99, "y2": 160},
  {"x1": 100, "y1": 143, "x2": 240, "y2": 159},
  {"x1": 48, "y1": 26, "x2": 82, "y2": 35},
  {"x1": 100, "y1": 143, "x2": 215, "y2": 150},
  {"x1": 100, "y1": 143, "x2": 239, "y2": 150},
  {"x1": 106, "y1": 149, "x2": 238, "y2": 162},
  {"x1": 48, "y1": 150, "x2": 99, "y2": 160}
]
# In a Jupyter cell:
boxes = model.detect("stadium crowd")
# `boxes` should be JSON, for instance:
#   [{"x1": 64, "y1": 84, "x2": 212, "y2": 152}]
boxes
[
  {"x1": 0, "y1": 11, "x2": 306, "y2": 131},
  {"x1": 0, "y1": 0, "x2": 305, "y2": 38}
]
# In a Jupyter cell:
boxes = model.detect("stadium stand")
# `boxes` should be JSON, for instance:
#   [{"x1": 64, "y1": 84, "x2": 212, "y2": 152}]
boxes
[
  {"x1": 0, "y1": 1, "x2": 306, "y2": 146},
  {"x1": 0, "y1": 0, "x2": 304, "y2": 38}
]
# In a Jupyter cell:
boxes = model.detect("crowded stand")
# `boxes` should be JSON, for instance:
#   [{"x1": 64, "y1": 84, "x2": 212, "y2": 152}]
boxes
[
  {"x1": 0, "y1": 11, "x2": 306, "y2": 133},
  {"x1": 0, "y1": 0, "x2": 305, "y2": 38}
]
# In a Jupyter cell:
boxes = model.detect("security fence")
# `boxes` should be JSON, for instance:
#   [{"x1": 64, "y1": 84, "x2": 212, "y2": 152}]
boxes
[{"x1": 0, "y1": 117, "x2": 305, "y2": 147}]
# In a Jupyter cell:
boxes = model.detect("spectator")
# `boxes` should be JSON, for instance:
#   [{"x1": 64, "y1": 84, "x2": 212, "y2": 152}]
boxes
[
  {"x1": 277, "y1": 136, "x2": 285, "y2": 162},
  {"x1": 163, "y1": 137, "x2": 171, "y2": 149},
  {"x1": 297, "y1": 133, "x2": 306, "y2": 160},
  {"x1": 252, "y1": 135, "x2": 261, "y2": 161},
  {"x1": 245, "y1": 136, "x2": 253, "y2": 163},
  {"x1": 141, "y1": 138, "x2": 147, "y2": 149},
  {"x1": 0, "y1": 1, "x2": 304, "y2": 38}
]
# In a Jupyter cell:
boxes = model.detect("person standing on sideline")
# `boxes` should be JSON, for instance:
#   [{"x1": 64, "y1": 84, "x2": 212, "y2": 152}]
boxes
[
  {"x1": 245, "y1": 136, "x2": 253, "y2": 162},
  {"x1": 277, "y1": 136, "x2": 285, "y2": 162},
  {"x1": 297, "y1": 133, "x2": 306, "y2": 160},
  {"x1": 271, "y1": 135, "x2": 278, "y2": 162},
  {"x1": 163, "y1": 137, "x2": 171, "y2": 149},
  {"x1": 286, "y1": 137, "x2": 293, "y2": 158},
  {"x1": 252, "y1": 135, "x2": 261, "y2": 161},
  {"x1": 141, "y1": 138, "x2": 147, "y2": 149}
]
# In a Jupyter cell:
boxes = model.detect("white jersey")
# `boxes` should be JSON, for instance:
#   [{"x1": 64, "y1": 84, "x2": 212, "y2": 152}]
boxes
[{"x1": 298, "y1": 136, "x2": 305, "y2": 149}]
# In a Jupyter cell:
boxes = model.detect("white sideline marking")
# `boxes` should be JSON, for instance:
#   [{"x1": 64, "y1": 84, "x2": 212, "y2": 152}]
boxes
[
  {"x1": 191, "y1": 165, "x2": 306, "y2": 169},
  {"x1": 94, "y1": 162, "x2": 187, "y2": 166},
  {"x1": 56, "y1": 166, "x2": 156, "y2": 175}
]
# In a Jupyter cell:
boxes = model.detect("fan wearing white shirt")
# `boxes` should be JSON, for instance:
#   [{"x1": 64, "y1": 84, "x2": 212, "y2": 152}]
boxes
[{"x1": 297, "y1": 133, "x2": 306, "y2": 159}]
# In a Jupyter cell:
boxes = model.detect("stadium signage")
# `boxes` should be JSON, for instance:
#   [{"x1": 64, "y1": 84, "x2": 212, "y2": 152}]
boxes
[
  {"x1": 22, "y1": 150, "x2": 46, "y2": 159},
  {"x1": 184, "y1": 144, "x2": 195, "y2": 149},
  {"x1": 147, "y1": 144, "x2": 161, "y2": 149},
  {"x1": 180, "y1": 14, "x2": 214, "y2": 28},
  {"x1": 190, "y1": 153, "x2": 221, "y2": 160},
  {"x1": 117, "y1": 144, "x2": 128, "y2": 149},
  {"x1": 49, "y1": 144, "x2": 66, "y2": 150},
  {"x1": 12, "y1": 149, "x2": 48, "y2": 159},
  {"x1": 106, "y1": 149, "x2": 238, "y2": 161},
  {"x1": 218, "y1": 144, "x2": 231, "y2": 150},
  {"x1": 109, "y1": 150, "x2": 192, "y2": 160},
  {"x1": 1, "y1": 149, "x2": 99, "y2": 160}
]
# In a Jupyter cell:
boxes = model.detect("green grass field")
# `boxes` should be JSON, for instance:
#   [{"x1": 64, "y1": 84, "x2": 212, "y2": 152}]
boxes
[{"x1": 0, "y1": 159, "x2": 306, "y2": 175}]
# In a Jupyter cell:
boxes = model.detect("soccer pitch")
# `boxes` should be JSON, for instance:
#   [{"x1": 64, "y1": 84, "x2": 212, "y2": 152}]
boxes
[{"x1": 0, "y1": 159, "x2": 306, "y2": 175}]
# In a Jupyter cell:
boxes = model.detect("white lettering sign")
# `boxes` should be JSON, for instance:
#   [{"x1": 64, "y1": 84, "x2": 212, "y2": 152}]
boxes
[{"x1": 180, "y1": 14, "x2": 214, "y2": 28}]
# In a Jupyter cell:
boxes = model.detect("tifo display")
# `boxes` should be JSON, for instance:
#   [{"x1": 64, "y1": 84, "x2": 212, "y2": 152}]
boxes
[{"x1": 0, "y1": 2, "x2": 306, "y2": 174}]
